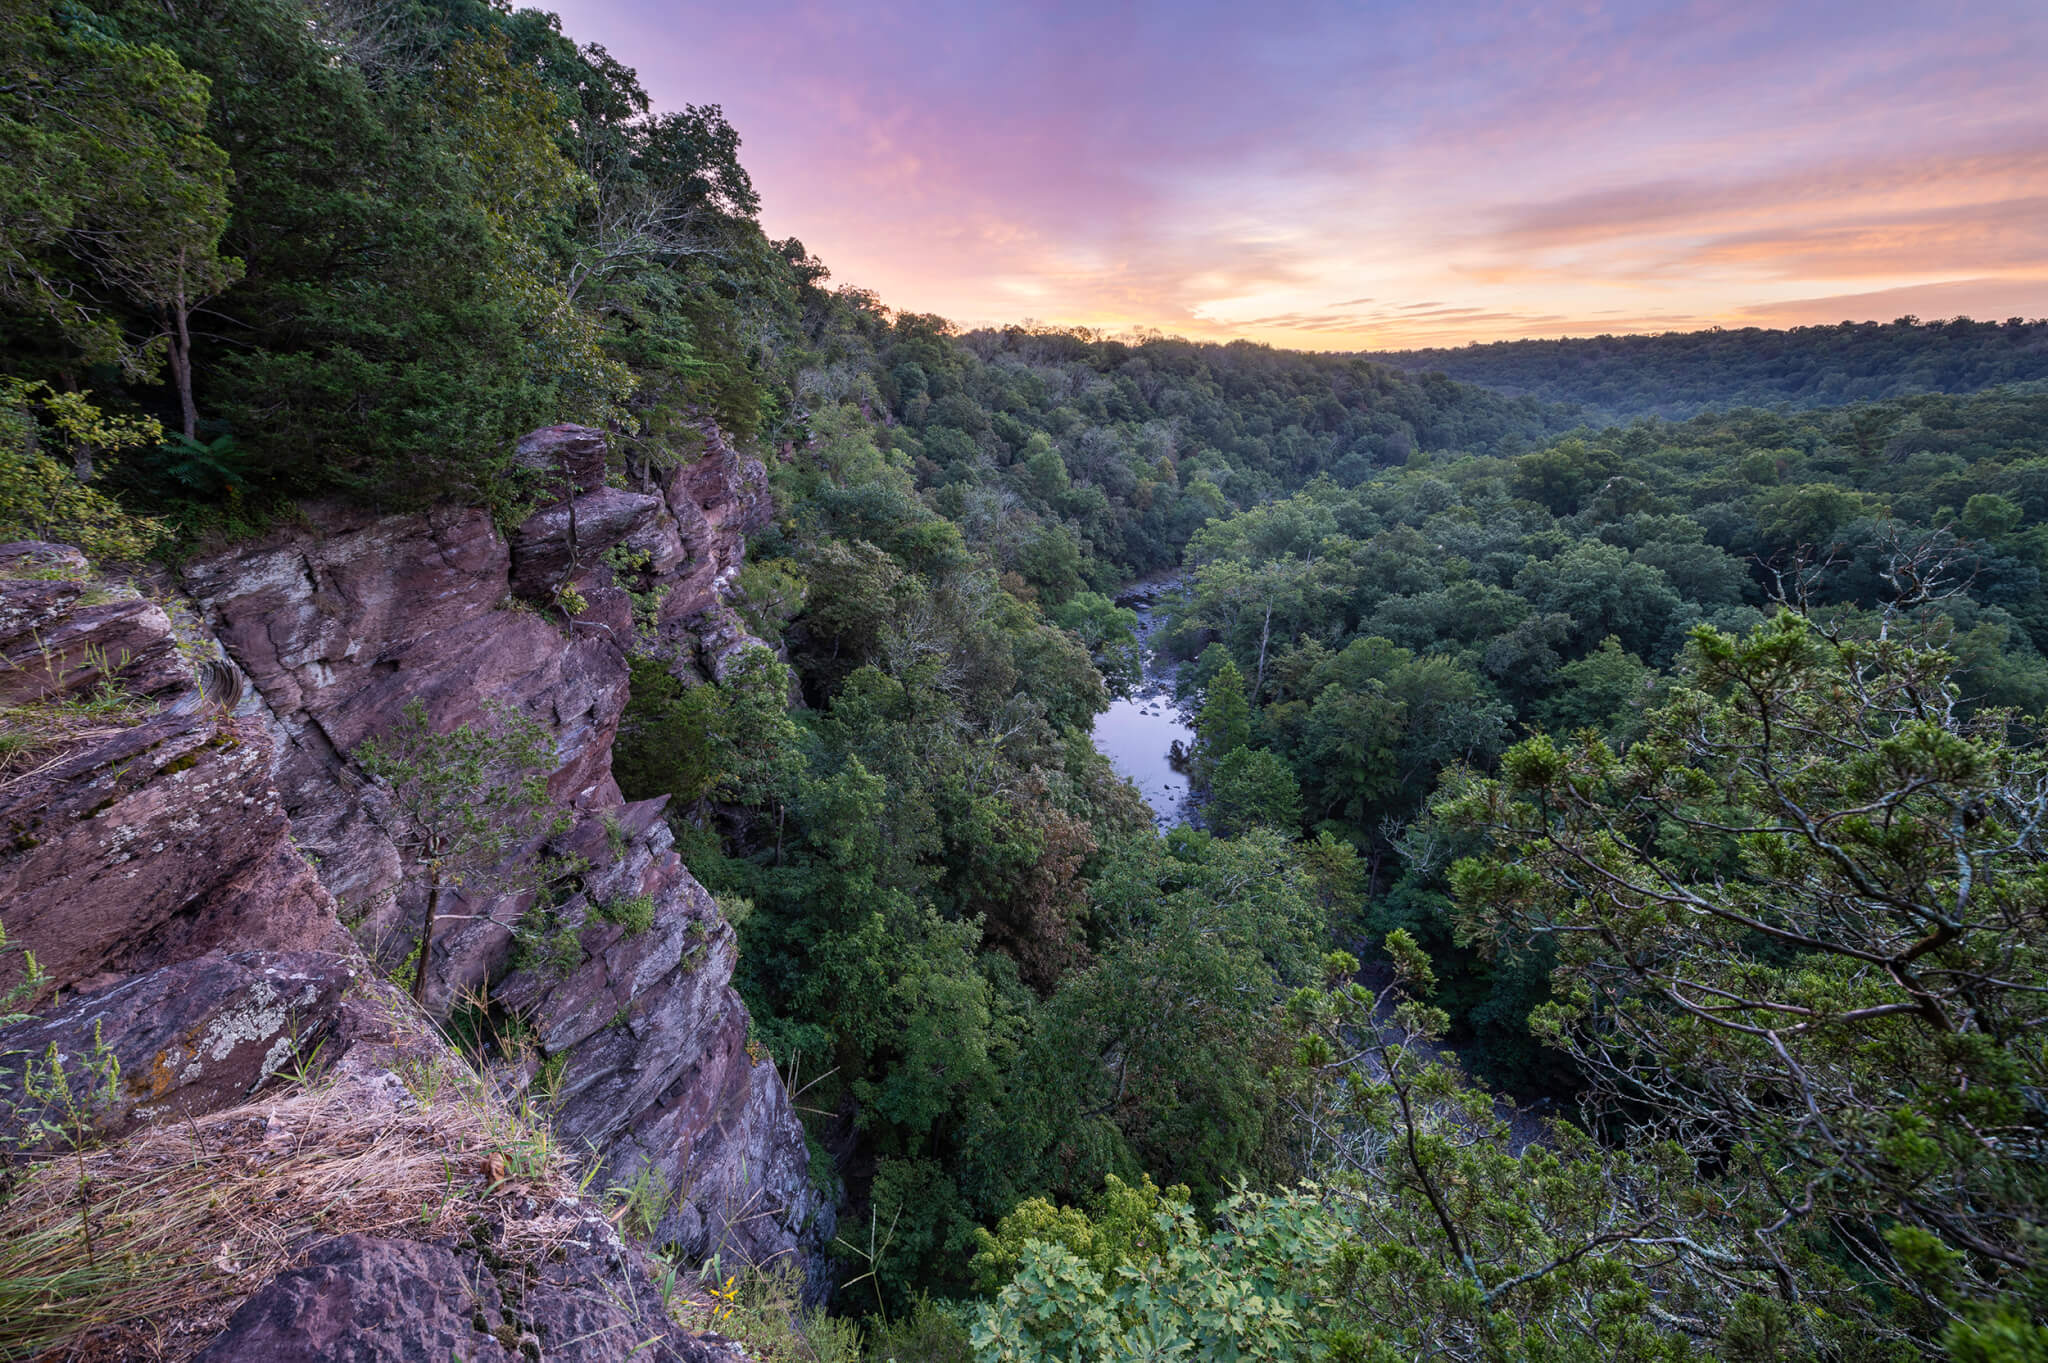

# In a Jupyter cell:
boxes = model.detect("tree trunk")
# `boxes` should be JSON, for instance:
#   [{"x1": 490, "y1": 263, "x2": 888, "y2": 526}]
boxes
[
  {"x1": 412, "y1": 879, "x2": 442, "y2": 1006},
  {"x1": 1254, "y1": 598, "x2": 1274, "y2": 701},
  {"x1": 171, "y1": 266, "x2": 198, "y2": 442},
  {"x1": 55, "y1": 372, "x2": 93, "y2": 479}
]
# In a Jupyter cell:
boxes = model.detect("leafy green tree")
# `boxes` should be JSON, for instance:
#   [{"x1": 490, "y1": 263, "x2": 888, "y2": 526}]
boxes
[
  {"x1": 1194, "y1": 658, "x2": 1251, "y2": 783},
  {"x1": 1633, "y1": 537, "x2": 1754, "y2": 608},
  {"x1": 1048, "y1": 591, "x2": 1142, "y2": 694},
  {"x1": 1375, "y1": 651, "x2": 1512, "y2": 795},
  {"x1": 733, "y1": 557, "x2": 809, "y2": 641},
  {"x1": 1509, "y1": 435, "x2": 1618, "y2": 513},
  {"x1": 1184, "y1": 553, "x2": 1333, "y2": 698},
  {"x1": 1530, "y1": 634, "x2": 1654, "y2": 736},
  {"x1": 1442, "y1": 606, "x2": 2048, "y2": 1350},
  {"x1": 966, "y1": 1173, "x2": 1185, "y2": 1296},
  {"x1": 1014, "y1": 524, "x2": 1085, "y2": 605},
  {"x1": 615, "y1": 649, "x2": 801, "y2": 821},
  {"x1": 1, "y1": 0, "x2": 240, "y2": 418},
  {"x1": 97, "y1": 0, "x2": 564, "y2": 502},
  {"x1": 1208, "y1": 747, "x2": 1302, "y2": 836},
  {"x1": 1029, "y1": 831, "x2": 1328, "y2": 1202},
  {"x1": 1019, "y1": 434, "x2": 1070, "y2": 502},
  {"x1": 1515, "y1": 541, "x2": 1683, "y2": 658},
  {"x1": 979, "y1": 932, "x2": 1849, "y2": 1363},
  {"x1": 1754, "y1": 482, "x2": 1887, "y2": 556},
  {"x1": 1294, "y1": 682, "x2": 1407, "y2": 826},
  {"x1": 0, "y1": 381, "x2": 164, "y2": 559},
  {"x1": 353, "y1": 699, "x2": 568, "y2": 1005},
  {"x1": 1961, "y1": 492, "x2": 2023, "y2": 539},
  {"x1": 431, "y1": 34, "x2": 632, "y2": 429},
  {"x1": 970, "y1": 1187, "x2": 1334, "y2": 1363},
  {"x1": 797, "y1": 538, "x2": 912, "y2": 683}
]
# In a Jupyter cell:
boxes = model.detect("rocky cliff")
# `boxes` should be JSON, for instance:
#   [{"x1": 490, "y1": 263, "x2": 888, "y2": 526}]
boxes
[
  {"x1": 0, "y1": 540, "x2": 339, "y2": 997},
  {"x1": 0, "y1": 424, "x2": 828, "y2": 1358}
]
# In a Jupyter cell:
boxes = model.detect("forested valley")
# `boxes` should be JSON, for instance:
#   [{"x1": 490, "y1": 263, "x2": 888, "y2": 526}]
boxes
[{"x1": 4, "y1": 1, "x2": 2046, "y2": 1360}]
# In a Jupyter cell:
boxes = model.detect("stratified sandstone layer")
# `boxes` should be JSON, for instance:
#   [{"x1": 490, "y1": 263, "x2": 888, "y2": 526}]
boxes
[
  {"x1": 174, "y1": 425, "x2": 821, "y2": 1272},
  {"x1": 0, "y1": 422, "x2": 825, "y2": 1356}
]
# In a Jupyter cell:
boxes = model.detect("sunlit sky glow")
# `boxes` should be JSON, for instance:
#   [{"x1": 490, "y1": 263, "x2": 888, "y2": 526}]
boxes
[{"x1": 548, "y1": 0, "x2": 2048, "y2": 348}]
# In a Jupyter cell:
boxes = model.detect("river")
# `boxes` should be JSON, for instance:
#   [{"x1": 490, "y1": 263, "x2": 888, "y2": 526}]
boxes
[
  {"x1": 1088, "y1": 578, "x2": 1197, "y2": 829},
  {"x1": 1085, "y1": 578, "x2": 1549, "y2": 1147}
]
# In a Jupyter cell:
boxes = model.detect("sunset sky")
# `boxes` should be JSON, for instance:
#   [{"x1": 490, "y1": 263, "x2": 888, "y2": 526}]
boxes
[{"x1": 548, "y1": 0, "x2": 2048, "y2": 349}]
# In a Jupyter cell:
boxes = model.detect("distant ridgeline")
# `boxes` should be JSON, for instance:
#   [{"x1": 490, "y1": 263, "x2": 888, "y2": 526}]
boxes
[{"x1": 1369, "y1": 316, "x2": 2048, "y2": 420}]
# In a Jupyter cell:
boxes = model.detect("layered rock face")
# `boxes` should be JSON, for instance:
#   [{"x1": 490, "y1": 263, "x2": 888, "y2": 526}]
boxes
[
  {"x1": 0, "y1": 422, "x2": 825, "y2": 1352},
  {"x1": 172, "y1": 424, "x2": 823, "y2": 1275},
  {"x1": 0, "y1": 542, "x2": 339, "y2": 995},
  {"x1": 0, "y1": 951, "x2": 354, "y2": 1138}
]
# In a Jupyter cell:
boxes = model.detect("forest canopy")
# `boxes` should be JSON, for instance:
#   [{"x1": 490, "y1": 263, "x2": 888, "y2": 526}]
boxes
[{"x1": 1370, "y1": 318, "x2": 2048, "y2": 420}]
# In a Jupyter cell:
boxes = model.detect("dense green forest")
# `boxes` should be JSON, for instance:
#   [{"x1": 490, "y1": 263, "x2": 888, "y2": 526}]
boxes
[
  {"x1": 5, "y1": 2, "x2": 2047, "y2": 1360},
  {"x1": 1372, "y1": 318, "x2": 2048, "y2": 419},
  {"x1": 1164, "y1": 384, "x2": 2048, "y2": 1087}
]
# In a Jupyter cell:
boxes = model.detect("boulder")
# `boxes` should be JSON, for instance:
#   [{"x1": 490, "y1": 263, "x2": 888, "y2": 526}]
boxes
[
  {"x1": 193, "y1": 1235, "x2": 520, "y2": 1363},
  {"x1": 0, "y1": 566, "x2": 338, "y2": 995},
  {"x1": 0, "y1": 540, "x2": 89, "y2": 574},
  {"x1": 512, "y1": 423, "x2": 611, "y2": 499},
  {"x1": 194, "y1": 1230, "x2": 740, "y2": 1362},
  {"x1": 509, "y1": 488, "x2": 671, "y2": 601},
  {"x1": 0, "y1": 556, "x2": 185, "y2": 706}
]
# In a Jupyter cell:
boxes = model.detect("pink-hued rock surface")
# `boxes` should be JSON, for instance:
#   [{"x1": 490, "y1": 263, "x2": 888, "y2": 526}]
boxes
[
  {"x1": 1, "y1": 542, "x2": 339, "y2": 996},
  {"x1": 0, "y1": 951, "x2": 354, "y2": 1137},
  {"x1": 169, "y1": 427, "x2": 821, "y2": 1275},
  {"x1": 0, "y1": 422, "x2": 825, "y2": 1354},
  {"x1": 192, "y1": 1230, "x2": 741, "y2": 1363}
]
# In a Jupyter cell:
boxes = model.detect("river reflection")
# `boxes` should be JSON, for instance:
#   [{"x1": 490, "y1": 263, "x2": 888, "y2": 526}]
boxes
[{"x1": 1088, "y1": 580, "x2": 1195, "y2": 830}]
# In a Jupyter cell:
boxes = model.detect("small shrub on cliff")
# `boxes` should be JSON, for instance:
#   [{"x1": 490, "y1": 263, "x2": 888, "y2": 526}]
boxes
[
  {"x1": 0, "y1": 918, "x2": 44, "y2": 1026},
  {"x1": 615, "y1": 650, "x2": 802, "y2": 817},
  {"x1": 0, "y1": 667, "x2": 154, "y2": 779},
  {"x1": 593, "y1": 892, "x2": 657, "y2": 935},
  {"x1": 353, "y1": 699, "x2": 570, "y2": 1005},
  {"x1": 508, "y1": 900, "x2": 586, "y2": 978},
  {"x1": 679, "y1": 1263, "x2": 865, "y2": 1363},
  {"x1": 606, "y1": 1163, "x2": 671, "y2": 1240}
]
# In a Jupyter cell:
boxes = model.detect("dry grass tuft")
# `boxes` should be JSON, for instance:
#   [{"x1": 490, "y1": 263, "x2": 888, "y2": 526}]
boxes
[
  {"x1": 0, "y1": 687, "x2": 151, "y2": 790},
  {"x1": 0, "y1": 1058, "x2": 582, "y2": 1362}
]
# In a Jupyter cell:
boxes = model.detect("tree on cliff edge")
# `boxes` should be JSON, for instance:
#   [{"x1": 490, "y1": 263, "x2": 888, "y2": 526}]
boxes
[{"x1": 354, "y1": 700, "x2": 568, "y2": 1004}]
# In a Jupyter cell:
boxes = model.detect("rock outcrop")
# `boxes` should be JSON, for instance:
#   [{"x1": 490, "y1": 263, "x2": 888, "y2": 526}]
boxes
[
  {"x1": 0, "y1": 543, "x2": 339, "y2": 996},
  {"x1": 194, "y1": 1229, "x2": 735, "y2": 1363},
  {"x1": 0, "y1": 950, "x2": 353, "y2": 1138},
  {"x1": 172, "y1": 424, "x2": 824, "y2": 1279},
  {"x1": 493, "y1": 800, "x2": 809, "y2": 1262},
  {"x1": 0, "y1": 419, "x2": 822, "y2": 1355}
]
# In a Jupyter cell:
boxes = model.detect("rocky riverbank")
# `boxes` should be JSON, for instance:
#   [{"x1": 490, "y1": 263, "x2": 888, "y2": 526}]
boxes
[{"x1": 1090, "y1": 576, "x2": 1196, "y2": 829}]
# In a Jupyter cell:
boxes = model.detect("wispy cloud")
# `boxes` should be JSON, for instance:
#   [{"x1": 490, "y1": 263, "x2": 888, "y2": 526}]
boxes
[{"x1": 548, "y1": 0, "x2": 2048, "y2": 346}]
